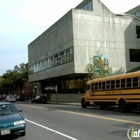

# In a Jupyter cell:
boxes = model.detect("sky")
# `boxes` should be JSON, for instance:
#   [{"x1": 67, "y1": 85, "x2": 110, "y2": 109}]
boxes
[{"x1": 0, "y1": 0, "x2": 139, "y2": 76}]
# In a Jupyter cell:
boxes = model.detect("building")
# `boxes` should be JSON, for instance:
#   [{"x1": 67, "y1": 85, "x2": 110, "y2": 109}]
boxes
[{"x1": 28, "y1": 0, "x2": 140, "y2": 102}]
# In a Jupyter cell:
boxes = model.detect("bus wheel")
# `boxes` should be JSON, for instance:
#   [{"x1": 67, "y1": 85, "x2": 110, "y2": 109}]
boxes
[
  {"x1": 81, "y1": 99, "x2": 87, "y2": 108},
  {"x1": 118, "y1": 99, "x2": 127, "y2": 112}
]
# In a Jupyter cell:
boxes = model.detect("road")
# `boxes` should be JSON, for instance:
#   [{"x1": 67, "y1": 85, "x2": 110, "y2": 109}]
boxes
[{"x1": 5, "y1": 102, "x2": 140, "y2": 140}]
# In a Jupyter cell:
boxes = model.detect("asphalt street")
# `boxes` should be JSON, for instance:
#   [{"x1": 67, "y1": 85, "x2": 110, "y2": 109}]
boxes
[{"x1": 1, "y1": 102, "x2": 140, "y2": 140}]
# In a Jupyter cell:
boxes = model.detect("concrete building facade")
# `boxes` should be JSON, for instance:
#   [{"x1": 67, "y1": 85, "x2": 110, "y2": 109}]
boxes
[{"x1": 28, "y1": 0, "x2": 140, "y2": 102}]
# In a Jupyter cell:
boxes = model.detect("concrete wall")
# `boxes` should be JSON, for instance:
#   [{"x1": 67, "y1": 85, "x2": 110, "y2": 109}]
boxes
[
  {"x1": 50, "y1": 93, "x2": 82, "y2": 102},
  {"x1": 72, "y1": 9, "x2": 140, "y2": 75},
  {"x1": 28, "y1": 0, "x2": 140, "y2": 83}
]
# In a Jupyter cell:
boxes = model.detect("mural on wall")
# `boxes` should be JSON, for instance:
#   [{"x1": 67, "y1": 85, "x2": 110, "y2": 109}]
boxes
[{"x1": 93, "y1": 54, "x2": 109, "y2": 77}]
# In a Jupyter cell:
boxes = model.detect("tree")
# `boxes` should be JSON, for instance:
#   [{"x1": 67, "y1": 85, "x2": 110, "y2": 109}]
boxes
[
  {"x1": 85, "y1": 51, "x2": 113, "y2": 80},
  {"x1": 1, "y1": 63, "x2": 28, "y2": 94}
]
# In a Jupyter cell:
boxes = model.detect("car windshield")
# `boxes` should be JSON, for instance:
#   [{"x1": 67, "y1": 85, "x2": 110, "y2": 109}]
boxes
[{"x1": 0, "y1": 104, "x2": 18, "y2": 116}]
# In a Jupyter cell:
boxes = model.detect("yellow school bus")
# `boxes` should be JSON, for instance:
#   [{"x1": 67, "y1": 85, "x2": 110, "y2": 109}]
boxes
[{"x1": 81, "y1": 71, "x2": 140, "y2": 112}]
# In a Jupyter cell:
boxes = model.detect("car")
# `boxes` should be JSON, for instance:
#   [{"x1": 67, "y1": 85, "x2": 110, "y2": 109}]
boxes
[
  {"x1": 5, "y1": 96, "x2": 16, "y2": 102},
  {"x1": 31, "y1": 94, "x2": 48, "y2": 104},
  {"x1": 0, "y1": 96, "x2": 3, "y2": 101},
  {"x1": 0, "y1": 102, "x2": 26, "y2": 138},
  {"x1": 16, "y1": 95, "x2": 25, "y2": 101}
]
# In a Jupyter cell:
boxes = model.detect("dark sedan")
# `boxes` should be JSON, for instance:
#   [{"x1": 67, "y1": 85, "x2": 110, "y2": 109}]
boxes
[
  {"x1": 31, "y1": 94, "x2": 48, "y2": 104},
  {"x1": 0, "y1": 102, "x2": 26, "y2": 138}
]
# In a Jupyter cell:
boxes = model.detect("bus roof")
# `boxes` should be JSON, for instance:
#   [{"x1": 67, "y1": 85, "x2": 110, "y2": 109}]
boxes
[{"x1": 86, "y1": 71, "x2": 140, "y2": 85}]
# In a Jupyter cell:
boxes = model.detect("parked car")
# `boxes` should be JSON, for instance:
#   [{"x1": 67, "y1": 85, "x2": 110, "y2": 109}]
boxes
[
  {"x1": 0, "y1": 96, "x2": 3, "y2": 100},
  {"x1": 0, "y1": 102, "x2": 26, "y2": 137},
  {"x1": 31, "y1": 94, "x2": 48, "y2": 104},
  {"x1": 5, "y1": 96, "x2": 16, "y2": 102},
  {"x1": 16, "y1": 95, "x2": 25, "y2": 101}
]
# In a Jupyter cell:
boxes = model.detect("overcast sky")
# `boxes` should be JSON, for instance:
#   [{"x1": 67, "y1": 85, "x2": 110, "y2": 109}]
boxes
[{"x1": 0, "y1": 0, "x2": 139, "y2": 75}]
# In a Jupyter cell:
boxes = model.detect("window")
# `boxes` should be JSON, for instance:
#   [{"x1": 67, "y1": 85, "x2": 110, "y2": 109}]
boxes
[
  {"x1": 102, "y1": 82, "x2": 105, "y2": 89},
  {"x1": 121, "y1": 79, "x2": 125, "y2": 88},
  {"x1": 111, "y1": 81, "x2": 115, "y2": 89},
  {"x1": 106, "y1": 81, "x2": 110, "y2": 89},
  {"x1": 70, "y1": 48, "x2": 73, "y2": 61},
  {"x1": 66, "y1": 49, "x2": 70, "y2": 62},
  {"x1": 48, "y1": 57, "x2": 52, "y2": 68},
  {"x1": 136, "y1": 26, "x2": 140, "y2": 39},
  {"x1": 63, "y1": 51, "x2": 67, "y2": 63},
  {"x1": 80, "y1": 0, "x2": 93, "y2": 11},
  {"x1": 116, "y1": 80, "x2": 120, "y2": 88},
  {"x1": 54, "y1": 55, "x2": 57, "y2": 66},
  {"x1": 57, "y1": 54, "x2": 61, "y2": 65},
  {"x1": 91, "y1": 84, "x2": 94, "y2": 90},
  {"x1": 133, "y1": 77, "x2": 138, "y2": 87},
  {"x1": 126, "y1": 78, "x2": 131, "y2": 88},
  {"x1": 133, "y1": 10, "x2": 140, "y2": 17},
  {"x1": 98, "y1": 82, "x2": 101, "y2": 90},
  {"x1": 95, "y1": 83, "x2": 98, "y2": 90},
  {"x1": 87, "y1": 1, "x2": 92, "y2": 11},
  {"x1": 129, "y1": 49, "x2": 140, "y2": 62},
  {"x1": 45, "y1": 59, "x2": 48, "y2": 69}
]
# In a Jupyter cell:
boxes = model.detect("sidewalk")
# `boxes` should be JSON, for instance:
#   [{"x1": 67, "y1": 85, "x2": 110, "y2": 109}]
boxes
[{"x1": 25, "y1": 100, "x2": 81, "y2": 106}]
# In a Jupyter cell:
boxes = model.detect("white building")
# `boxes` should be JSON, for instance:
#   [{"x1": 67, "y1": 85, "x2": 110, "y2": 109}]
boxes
[{"x1": 28, "y1": 0, "x2": 140, "y2": 101}]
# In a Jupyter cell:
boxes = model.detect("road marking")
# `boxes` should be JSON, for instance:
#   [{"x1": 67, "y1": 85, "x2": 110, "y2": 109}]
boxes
[
  {"x1": 20, "y1": 104, "x2": 140, "y2": 125},
  {"x1": 25, "y1": 119, "x2": 78, "y2": 140},
  {"x1": 57, "y1": 110, "x2": 140, "y2": 125}
]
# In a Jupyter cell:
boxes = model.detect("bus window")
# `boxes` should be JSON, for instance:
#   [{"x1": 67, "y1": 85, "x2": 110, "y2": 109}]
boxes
[
  {"x1": 98, "y1": 82, "x2": 102, "y2": 90},
  {"x1": 121, "y1": 79, "x2": 125, "y2": 88},
  {"x1": 126, "y1": 78, "x2": 131, "y2": 88},
  {"x1": 111, "y1": 80, "x2": 115, "y2": 89},
  {"x1": 85, "y1": 85, "x2": 90, "y2": 91},
  {"x1": 116, "y1": 80, "x2": 120, "y2": 88},
  {"x1": 106, "y1": 81, "x2": 110, "y2": 89},
  {"x1": 102, "y1": 82, "x2": 105, "y2": 89},
  {"x1": 133, "y1": 77, "x2": 138, "y2": 87},
  {"x1": 95, "y1": 83, "x2": 98, "y2": 90},
  {"x1": 91, "y1": 84, "x2": 94, "y2": 90}
]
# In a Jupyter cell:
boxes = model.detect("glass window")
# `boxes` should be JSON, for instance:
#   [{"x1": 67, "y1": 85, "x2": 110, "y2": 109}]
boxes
[
  {"x1": 66, "y1": 49, "x2": 70, "y2": 62},
  {"x1": 136, "y1": 26, "x2": 140, "y2": 39},
  {"x1": 83, "y1": 4, "x2": 88, "y2": 10},
  {"x1": 95, "y1": 83, "x2": 98, "y2": 90},
  {"x1": 60, "y1": 52, "x2": 63, "y2": 64},
  {"x1": 48, "y1": 57, "x2": 52, "y2": 68},
  {"x1": 133, "y1": 77, "x2": 138, "y2": 87},
  {"x1": 98, "y1": 82, "x2": 102, "y2": 90},
  {"x1": 121, "y1": 79, "x2": 125, "y2": 88},
  {"x1": 116, "y1": 80, "x2": 120, "y2": 88},
  {"x1": 45, "y1": 59, "x2": 48, "y2": 69},
  {"x1": 106, "y1": 81, "x2": 110, "y2": 89},
  {"x1": 70, "y1": 48, "x2": 73, "y2": 61},
  {"x1": 41, "y1": 61, "x2": 44, "y2": 70},
  {"x1": 111, "y1": 81, "x2": 115, "y2": 89},
  {"x1": 133, "y1": 10, "x2": 140, "y2": 17},
  {"x1": 126, "y1": 78, "x2": 131, "y2": 88},
  {"x1": 91, "y1": 84, "x2": 94, "y2": 90},
  {"x1": 54, "y1": 55, "x2": 57, "y2": 66},
  {"x1": 129, "y1": 49, "x2": 140, "y2": 62},
  {"x1": 63, "y1": 51, "x2": 67, "y2": 63},
  {"x1": 87, "y1": 1, "x2": 92, "y2": 11},
  {"x1": 102, "y1": 82, "x2": 105, "y2": 89},
  {"x1": 56, "y1": 54, "x2": 60, "y2": 65},
  {"x1": 52, "y1": 56, "x2": 55, "y2": 67},
  {"x1": 38, "y1": 62, "x2": 40, "y2": 71}
]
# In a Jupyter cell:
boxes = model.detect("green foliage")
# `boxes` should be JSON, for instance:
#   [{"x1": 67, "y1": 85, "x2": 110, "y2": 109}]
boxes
[
  {"x1": 85, "y1": 50, "x2": 113, "y2": 80},
  {"x1": 0, "y1": 63, "x2": 28, "y2": 94}
]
